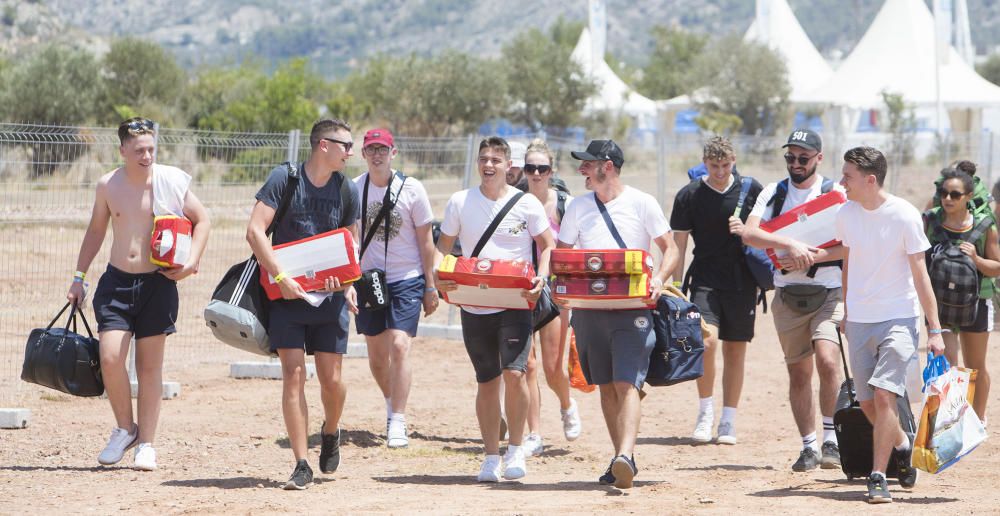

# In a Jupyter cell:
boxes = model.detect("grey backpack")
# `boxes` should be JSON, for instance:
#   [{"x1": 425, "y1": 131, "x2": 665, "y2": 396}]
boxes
[{"x1": 926, "y1": 214, "x2": 992, "y2": 328}]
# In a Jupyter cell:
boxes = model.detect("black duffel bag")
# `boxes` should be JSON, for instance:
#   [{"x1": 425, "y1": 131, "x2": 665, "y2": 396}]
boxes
[
  {"x1": 647, "y1": 285, "x2": 706, "y2": 387},
  {"x1": 21, "y1": 302, "x2": 104, "y2": 397}
]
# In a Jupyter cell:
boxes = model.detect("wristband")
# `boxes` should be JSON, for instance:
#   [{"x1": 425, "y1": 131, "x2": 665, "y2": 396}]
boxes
[
  {"x1": 928, "y1": 328, "x2": 945, "y2": 335},
  {"x1": 425, "y1": 287, "x2": 437, "y2": 292},
  {"x1": 649, "y1": 278, "x2": 664, "y2": 289},
  {"x1": 274, "y1": 272, "x2": 288, "y2": 284},
  {"x1": 672, "y1": 280, "x2": 682, "y2": 288},
  {"x1": 74, "y1": 271, "x2": 86, "y2": 280}
]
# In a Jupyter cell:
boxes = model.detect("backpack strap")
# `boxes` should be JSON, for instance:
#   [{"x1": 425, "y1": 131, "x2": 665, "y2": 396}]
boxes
[
  {"x1": 337, "y1": 171, "x2": 353, "y2": 229},
  {"x1": 265, "y1": 161, "x2": 301, "y2": 237},
  {"x1": 964, "y1": 214, "x2": 995, "y2": 246},
  {"x1": 766, "y1": 179, "x2": 789, "y2": 220},
  {"x1": 821, "y1": 177, "x2": 834, "y2": 193},
  {"x1": 556, "y1": 190, "x2": 568, "y2": 224},
  {"x1": 733, "y1": 176, "x2": 753, "y2": 218},
  {"x1": 471, "y1": 191, "x2": 525, "y2": 258}
]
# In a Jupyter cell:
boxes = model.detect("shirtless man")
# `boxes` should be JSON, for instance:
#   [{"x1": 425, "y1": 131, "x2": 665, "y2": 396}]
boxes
[{"x1": 67, "y1": 117, "x2": 211, "y2": 471}]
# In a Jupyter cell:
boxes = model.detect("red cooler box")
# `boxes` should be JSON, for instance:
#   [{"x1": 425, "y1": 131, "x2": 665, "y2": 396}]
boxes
[
  {"x1": 150, "y1": 215, "x2": 192, "y2": 268},
  {"x1": 553, "y1": 274, "x2": 654, "y2": 310},
  {"x1": 552, "y1": 249, "x2": 653, "y2": 275},
  {"x1": 760, "y1": 190, "x2": 846, "y2": 268},
  {"x1": 437, "y1": 255, "x2": 536, "y2": 310},
  {"x1": 261, "y1": 227, "x2": 362, "y2": 300}
]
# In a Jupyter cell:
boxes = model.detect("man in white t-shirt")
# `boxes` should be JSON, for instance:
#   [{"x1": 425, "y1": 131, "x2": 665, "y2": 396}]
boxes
[
  {"x1": 557, "y1": 139, "x2": 679, "y2": 489},
  {"x1": 835, "y1": 146, "x2": 944, "y2": 504},
  {"x1": 743, "y1": 129, "x2": 845, "y2": 473},
  {"x1": 436, "y1": 136, "x2": 554, "y2": 483},
  {"x1": 353, "y1": 129, "x2": 439, "y2": 450}
]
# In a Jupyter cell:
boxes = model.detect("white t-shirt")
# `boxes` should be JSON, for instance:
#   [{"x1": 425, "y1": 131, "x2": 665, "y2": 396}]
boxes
[
  {"x1": 354, "y1": 171, "x2": 434, "y2": 284},
  {"x1": 441, "y1": 186, "x2": 551, "y2": 314},
  {"x1": 749, "y1": 176, "x2": 845, "y2": 288},
  {"x1": 835, "y1": 195, "x2": 930, "y2": 322},
  {"x1": 558, "y1": 186, "x2": 671, "y2": 252}
]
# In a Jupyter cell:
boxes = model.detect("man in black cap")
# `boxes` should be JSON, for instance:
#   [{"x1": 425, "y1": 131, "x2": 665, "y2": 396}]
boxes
[
  {"x1": 556, "y1": 139, "x2": 679, "y2": 488},
  {"x1": 741, "y1": 129, "x2": 845, "y2": 472}
]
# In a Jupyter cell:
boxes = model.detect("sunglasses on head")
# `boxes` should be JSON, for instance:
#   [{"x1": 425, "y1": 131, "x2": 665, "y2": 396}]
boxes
[
  {"x1": 322, "y1": 137, "x2": 353, "y2": 153},
  {"x1": 784, "y1": 153, "x2": 817, "y2": 166},
  {"x1": 523, "y1": 164, "x2": 552, "y2": 175},
  {"x1": 938, "y1": 188, "x2": 967, "y2": 200},
  {"x1": 124, "y1": 119, "x2": 155, "y2": 132}
]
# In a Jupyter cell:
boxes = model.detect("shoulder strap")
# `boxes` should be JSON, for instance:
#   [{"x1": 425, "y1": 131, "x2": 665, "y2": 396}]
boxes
[
  {"x1": 360, "y1": 172, "x2": 407, "y2": 259},
  {"x1": 821, "y1": 177, "x2": 834, "y2": 193},
  {"x1": 767, "y1": 179, "x2": 789, "y2": 219},
  {"x1": 595, "y1": 194, "x2": 627, "y2": 249},
  {"x1": 556, "y1": 190, "x2": 568, "y2": 223},
  {"x1": 471, "y1": 191, "x2": 525, "y2": 258},
  {"x1": 965, "y1": 214, "x2": 994, "y2": 245},
  {"x1": 733, "y1": 176, "x2": 752, "y2": 217},
  {"x1": 925, "y1": 210, "x2": 950, "y2": 244},
  {"x1": 266, "y1": 161, "x2": 301, "y2": 237},
  {"x1": 338, "y1": 171, "x2": 352, "y2": 228}
]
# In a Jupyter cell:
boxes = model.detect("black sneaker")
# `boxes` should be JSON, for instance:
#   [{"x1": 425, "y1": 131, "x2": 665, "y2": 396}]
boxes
[
  {"x1": 820, "y1": 441, "x2": 841, "y2": 469},
  {"x1": 598, "y1": 458, "x2": 616, "y2": 485},
  {"x1": 792, "y1": 447, "x2": 820, "y2": 472},
  {"x1": 319, "y1": 424, "x2": 341, "y2": 474},
  {"x1": 866, "y1": 473, "x2": 892, "y2": 504},
  {"x1": 283, "y1": 459, "x2": 313, "y2": 490},
  {"x1": 894, "y1": 445, "x2": 917, "y2": 489},
  {"x1": 611, "y1": 454, "x2": 638, "y2": 489}
]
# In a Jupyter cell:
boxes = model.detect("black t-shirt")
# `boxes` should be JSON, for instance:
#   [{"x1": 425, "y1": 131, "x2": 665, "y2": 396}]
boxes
[
  {"x1": 670, "y1": 173, "x2": 763, "y2": 290},
  {"x1": 255, "y1": 163, "x2": 360, "y2": 246}
]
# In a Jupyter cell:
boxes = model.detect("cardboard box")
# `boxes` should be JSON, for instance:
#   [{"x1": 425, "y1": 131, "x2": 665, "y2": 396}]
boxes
[
  {"x1": 437, "y1": 255, "x2": 536, "y2": 310},
  {"x1": 261, "y1": 228, "x2": 361, "y2": 300},
  {"x1": 150, "y1": 215, "x2": 192, "y2": 268},
  {"x1": 551, "y1": 249, "x2": 653, "y2": 275},
  {"x1": 760, "y1": 190, "x2": 846, "y2": 268},
  {"x1": 553, "y1": 274, "x2": 654, "y2": 310}
]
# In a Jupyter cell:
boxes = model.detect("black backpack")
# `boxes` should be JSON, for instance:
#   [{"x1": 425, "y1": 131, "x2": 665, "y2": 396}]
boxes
[
  {"x1": 766, "y1": 177, "x2": 841, "y2": 278},
  {"x1": 925, "y1": 213, "x2": 993, "y2": 328}
]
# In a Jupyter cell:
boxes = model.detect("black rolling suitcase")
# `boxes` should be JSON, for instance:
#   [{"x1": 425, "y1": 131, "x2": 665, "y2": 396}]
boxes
[{"x1": 833, "y1": 329, "x2": 916, "y2": 480}]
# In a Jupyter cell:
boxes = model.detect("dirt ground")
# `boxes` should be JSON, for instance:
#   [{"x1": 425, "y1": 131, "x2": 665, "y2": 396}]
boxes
[{"x1": 2, "y1": 305, "x2": 999, "y2": 515}]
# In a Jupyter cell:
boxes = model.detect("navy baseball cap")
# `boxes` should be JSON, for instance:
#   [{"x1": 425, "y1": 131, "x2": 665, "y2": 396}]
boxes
[
  {"x1": 782, "y1": 129, "x2": 822, "y2": 152},
  {"x1": 571, "y1": 139, "x2": 624, "y2": 168}
]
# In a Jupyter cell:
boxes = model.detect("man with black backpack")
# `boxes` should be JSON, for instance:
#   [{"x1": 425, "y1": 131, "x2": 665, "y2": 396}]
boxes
[
  {"x1": 246, "y1": 119, "x2": 361, "y2": 490},
  {"x1": 742, "y1": 129, "x2": 845, "y2": 472},
  {"x1": 670, "y1": 136, "x2": 763, "y2": 446}
]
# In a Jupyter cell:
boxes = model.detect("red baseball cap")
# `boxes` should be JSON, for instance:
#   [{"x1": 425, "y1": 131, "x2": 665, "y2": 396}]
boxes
[{"x1": 363, "y1": 129, "x2": 394, "y2": 148}]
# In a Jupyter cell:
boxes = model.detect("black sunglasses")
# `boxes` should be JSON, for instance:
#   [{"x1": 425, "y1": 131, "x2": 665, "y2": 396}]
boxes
[
  {"x1": 784, "y1": 153, "x2": 817, "y2": 166},
  {"x1": 523, "y1": 164, "x2": 552, "y2": 175},
  {"x1": 938, "y1": 188, "x2": 967, "y2": 200},
  {"x1": 124, "y1": 119, "x2": 155, "y2": 132},
  {"x1": 322, "y1": 137, "x2": 354, "y2": 152}
]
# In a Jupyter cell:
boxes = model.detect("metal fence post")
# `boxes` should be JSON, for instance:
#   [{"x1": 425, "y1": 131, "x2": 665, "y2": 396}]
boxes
[
  {"x1": 462, "y1": 134, "x2": 476, "y2": 190},
  {"x1": 287, "y1": 129, "x2": 301, "y2": 162},
  {"x1": 656, "y1": 130, "x2": 667, "y2": 210}
]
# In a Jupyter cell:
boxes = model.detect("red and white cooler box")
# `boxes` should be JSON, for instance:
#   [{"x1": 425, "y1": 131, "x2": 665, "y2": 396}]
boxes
[
  {"x1": 261, "y1": 227, "x2": 362, "y2": 300},
  {"x1": 552, "y1": 274, "x2": 654, "y2": 310},
  {"x1": 551, "y1": 248, "x2": 653, "y2": 275},
  {"x1": 437, "y1": 255, "x2": 536, "y2": 310},
  {"x1": 150, "y1": 215, "x2": 193, "y2": 268},
  {"x1": 759, "y1": 190, "x2": 847, "y2": 268}
]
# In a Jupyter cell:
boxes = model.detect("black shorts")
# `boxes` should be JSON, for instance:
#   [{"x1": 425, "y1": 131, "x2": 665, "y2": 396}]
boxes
[
  {"x1": 460, "y1": 309, "x2": 532, "y2": 383},
  {"x1": 92, "y1": 264, "x2": 178, "y2": 339},
  {"x1": 690, "y1": 285, "x2": 757, "y2": 342},
  {"x1": 945, "y1": 298, "x2": 994, "y2": 333},
  {"x1": 269, "y1": 295, "x2": 350, "y2": 355}
]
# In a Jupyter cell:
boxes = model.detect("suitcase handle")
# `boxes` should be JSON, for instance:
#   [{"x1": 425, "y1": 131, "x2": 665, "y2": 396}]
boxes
[
  {"x1": 47, "y1": 302, "x2": 96, "y2": 339},
  {"x1": 835, "y1": 328, "x2": 856, "y2": 404}
]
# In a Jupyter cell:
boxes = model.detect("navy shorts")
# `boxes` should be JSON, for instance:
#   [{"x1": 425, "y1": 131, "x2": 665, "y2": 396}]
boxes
[
  {"x1": 690, "y1": 286, "x2": 757, "y2": 342},
  {"x1": 460, "y1": 309, "x2": 532, "y2": 383},
  {"x1": 356, "y1": 275, "x2": 425, "y2": 337},
  {"x1": 571, "y1": 309, "x2": 655, "y2": 389},
  {"x1": 269, "y1": 295, "x2": 350, "y2": 355},
  {"x1": 92, "y1": 264, "x2": 178, "y2": 339}
]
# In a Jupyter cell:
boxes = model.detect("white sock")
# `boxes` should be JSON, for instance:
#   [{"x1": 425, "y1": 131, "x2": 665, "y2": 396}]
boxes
[
  {"x1": 385, "y1": 398, "x2": 392, "y2": 420},
  {"x1": 506, "y1": 444, "x2": 521, "y2": 457},
  {"x1": 801, "y1": 432, "x2": 818, "y2": 450},
  {"x1": 390, "y1": 412, "x2": 406, "y2": 423},
  {"x1": 699, "y1": 397, "x2": 714, "y2": 415},
  {"x1": 720, "y1": 406, "x2": 737, "y2": 425},
  {"x1": 822, "y1": 417, "x2": 837, "y2": 444},
  {"x1": 895, "y1": 436, "x2": 910, "y2": 451}
]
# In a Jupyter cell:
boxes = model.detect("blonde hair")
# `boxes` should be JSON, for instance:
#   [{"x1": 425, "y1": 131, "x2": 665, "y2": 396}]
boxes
[
  {"x1": 525, "y1": 138, "x2": 554, "y2": 167},
  {"x1": 703, "y1": 136, "x2": 736, "y2": 161}
]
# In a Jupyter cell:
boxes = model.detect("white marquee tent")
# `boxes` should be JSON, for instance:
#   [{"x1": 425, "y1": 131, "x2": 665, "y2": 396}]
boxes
[
  {"x1": 745, "y1": 0, "x2": 832, "y2": 100},
  {"x1": 570, "y1": 27, "x2": 660, "y2": 129}
]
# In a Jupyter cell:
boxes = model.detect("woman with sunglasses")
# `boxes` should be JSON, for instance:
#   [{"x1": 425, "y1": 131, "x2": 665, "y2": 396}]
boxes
[
  {"x1": 519, "y1": 139, "x2": 583, "y2": 457},
  {"x1": 924, "y1": 168, "x2": 1000, "y2": 424}
]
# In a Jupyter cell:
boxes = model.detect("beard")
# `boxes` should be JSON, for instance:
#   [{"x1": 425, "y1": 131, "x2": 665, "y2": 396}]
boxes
[{"x1": 788, "y1": 163, "x2": 817, "y2": 184}]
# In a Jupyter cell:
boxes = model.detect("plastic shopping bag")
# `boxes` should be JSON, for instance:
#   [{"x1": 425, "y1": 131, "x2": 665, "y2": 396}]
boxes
[
  {"x1": 913, "y1": 353, "x2": 988, "y2": 473},
  {"x1": 567, "y1": 331, "x2": 596, "y2": 393}
]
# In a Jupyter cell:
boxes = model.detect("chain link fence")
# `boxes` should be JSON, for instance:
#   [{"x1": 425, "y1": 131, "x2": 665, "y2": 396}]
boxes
[{"x1": 1, "y1": 122, "x2": 994, "y2": 408}]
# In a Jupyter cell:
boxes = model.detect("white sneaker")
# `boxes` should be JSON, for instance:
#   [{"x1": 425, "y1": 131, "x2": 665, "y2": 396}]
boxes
[
  {"x1": 502, "y1": 448, "x2": 527, "y2": 480},
  {"x1": 716, "y1": 421, "x2": 737, "y2": 445},
  {"x1": 97, "y1": 425, "x2": 138, "y2": 465},
  {"x1": 387, "y1": 418, "x2": 408, "y2": 449},
  {"x1": 133, "y1": 443, "x2": 157, "y2": 471},
  {"x1": 692, "y1": 412, "x2": 713, "y2": 443},
  {"x1": 522, "y1": 434, "x2": 544, "y2": 457},
  {"x1": 477, "y1": 455, "x2": 502, "y2": 482},
  {"x1": 561, "y1": 399, "x2": 583, "y2": 441}
]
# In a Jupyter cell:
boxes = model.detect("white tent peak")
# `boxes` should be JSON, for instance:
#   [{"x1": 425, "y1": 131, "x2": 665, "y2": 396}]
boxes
[
  {"x1": 744, "y1": 0, "x2": 832, "y2": 99},
  {"x1": 571, "y1": 27, "x2": 658, "y2": 125},
  {"x1": 795, "y1": 0, "x2": 1000, "y2": 108}
]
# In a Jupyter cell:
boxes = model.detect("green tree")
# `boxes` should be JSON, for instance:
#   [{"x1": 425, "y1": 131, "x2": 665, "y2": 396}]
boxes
[
  {"x1": 638, "y1": 26, "x2": 707, "y2": 99},
  {"x1": 977, "y1": 52, "x2": 1000, "y2": 87},
  {"x1": 183, "y1": 64, "x2": 263, "y2": 131},
  {"x1": 690, "y1": 35, "x2": 790, "y2": 135},
  {"x1": 880, "y1": 90, "x2": 916, "y2": 167},
  {"x1": 500, "y1": 27, "x2": 596, "y2": 129},
  {"x1": 0, "y1": 44, "x2": 102, "y2": 124},
  {"x1": 548, "y1": 17, "x2": 585, "y2": 49},
  {"x1": 100, "y1": 37, "x2": 186, "y2": 124}
]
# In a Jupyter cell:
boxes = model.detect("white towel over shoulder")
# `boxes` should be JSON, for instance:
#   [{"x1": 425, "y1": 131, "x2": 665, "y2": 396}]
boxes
[{"x1": 152, "y1": 164, "x2": 192, "y2": 217}]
